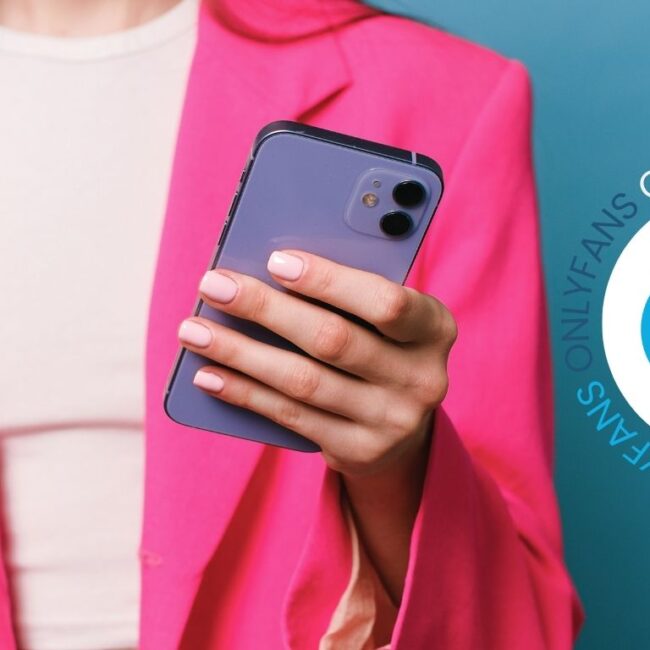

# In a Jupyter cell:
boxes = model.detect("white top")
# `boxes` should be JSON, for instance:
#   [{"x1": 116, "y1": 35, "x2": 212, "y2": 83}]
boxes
[{"x1": 0, "y1": 1, "x2": 198, "y2": 648}]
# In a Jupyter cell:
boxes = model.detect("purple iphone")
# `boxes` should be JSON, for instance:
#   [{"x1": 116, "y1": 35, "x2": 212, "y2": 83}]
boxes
[{"x1": 164, "y1": 121, "x2": 444, "y2": 452}]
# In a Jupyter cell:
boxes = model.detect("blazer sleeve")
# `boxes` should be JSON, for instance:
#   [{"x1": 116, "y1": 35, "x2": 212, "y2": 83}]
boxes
[
  {"x1": 283, "y1": 60, "x2": 584, "y2": 650},
  {"x1": 318, "y1": 494, "x2": 398, "y2": 649}
]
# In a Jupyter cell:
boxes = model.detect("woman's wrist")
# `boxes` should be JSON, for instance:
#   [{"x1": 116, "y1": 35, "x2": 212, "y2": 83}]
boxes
[{"x1": 341, "y1": 413, "x2": 433, "y2": 604}]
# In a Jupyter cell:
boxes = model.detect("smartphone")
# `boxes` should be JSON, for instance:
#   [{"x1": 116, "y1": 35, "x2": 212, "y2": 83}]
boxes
[{"x1": 164, "y1": 120, "x2": 444, "y2": 452}]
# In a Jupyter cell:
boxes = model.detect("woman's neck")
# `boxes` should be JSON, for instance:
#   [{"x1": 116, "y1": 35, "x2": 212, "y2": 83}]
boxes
[{"x1": 0, "y1": 0, "x2": 181, "y2": 36}]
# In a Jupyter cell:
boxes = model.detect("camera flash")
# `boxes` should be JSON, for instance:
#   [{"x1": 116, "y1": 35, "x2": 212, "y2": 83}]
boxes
[{"x1": 362, "y1": 192, "x2": 379, "y2": 207}]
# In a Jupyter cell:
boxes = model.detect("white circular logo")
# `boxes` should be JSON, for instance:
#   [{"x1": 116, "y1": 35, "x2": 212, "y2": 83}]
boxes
[{"x1": 602, "y1": 220, "x2": 650, "y2": 425}]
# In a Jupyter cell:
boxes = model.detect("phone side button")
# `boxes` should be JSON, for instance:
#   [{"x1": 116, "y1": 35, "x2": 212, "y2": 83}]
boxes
[
  {"x1": 217, "y1": 219, "x2": 229, "y2": 246},
  {"x1": 227, "y1": 191, "x2": 239, "y2": 217}
]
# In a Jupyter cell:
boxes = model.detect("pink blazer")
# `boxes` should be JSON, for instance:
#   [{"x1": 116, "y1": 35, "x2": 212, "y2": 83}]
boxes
[{"x1": 0, "y1": 2, "x2": 584, "y2": 648}]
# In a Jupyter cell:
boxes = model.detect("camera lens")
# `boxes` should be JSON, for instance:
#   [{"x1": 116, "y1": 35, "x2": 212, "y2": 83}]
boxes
[
  {"x1": 392, "y1": 180, "x2": 425, "y2": 207},
  {"x1": 380, "y1": 211, "x2": 412, "y2": 237}
]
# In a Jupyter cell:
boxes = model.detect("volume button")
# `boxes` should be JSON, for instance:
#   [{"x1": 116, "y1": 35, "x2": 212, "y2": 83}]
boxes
[
  {"x1": 219, "y1": 190, "x2": 240, "y2": 246},
  {"x1": 227, "y1": 191, "x2": 239, "y2": 217},
  {"x1": 217, "y1": 218, "x2": 229, "y2": 246},
  {"x1": 228, "y1": 192, "x2": 239, "y2": 217}
]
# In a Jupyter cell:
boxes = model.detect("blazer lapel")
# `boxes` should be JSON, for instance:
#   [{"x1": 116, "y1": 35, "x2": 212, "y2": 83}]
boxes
[{"x1": 140, "y1": 3, "x2": 354, "y2": 647}]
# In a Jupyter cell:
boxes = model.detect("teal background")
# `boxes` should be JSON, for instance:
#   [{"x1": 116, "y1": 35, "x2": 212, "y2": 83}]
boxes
[{"x1": 367, "y1": 1, "x2": 650, "y2": 648}]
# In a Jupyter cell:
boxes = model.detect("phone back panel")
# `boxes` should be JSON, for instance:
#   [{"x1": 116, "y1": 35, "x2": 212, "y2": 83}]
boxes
[{"x1": 164, "y1": 123, "x2": 443, "y2": 452}]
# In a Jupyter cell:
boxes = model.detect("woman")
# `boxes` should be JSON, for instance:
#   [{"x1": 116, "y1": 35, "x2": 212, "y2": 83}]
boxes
[{"x1": 0, "y1": 0, "x2": 583, "y2": 648}]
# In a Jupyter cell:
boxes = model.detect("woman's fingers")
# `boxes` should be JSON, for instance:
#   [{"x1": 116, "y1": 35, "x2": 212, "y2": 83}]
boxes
[
  {"x1": 178, "y1": 317, "x2": 389, "y2": 424},
  {"x1": 196, "y1": 267, "x2": 411, "y2": 384},
  {"x1": 178, "y1": 250, "x2": 456, "y2": 475},
  {"x1": 190, "y1": 364, "x2": 359, "y2": 451},
  {"x1": 266, "y1": 249, "x2": 453, "y2": 344}
]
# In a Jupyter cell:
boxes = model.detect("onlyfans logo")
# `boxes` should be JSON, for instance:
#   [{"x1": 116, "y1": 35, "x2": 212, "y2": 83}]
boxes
[{"x1": 602, "y1": 220, "x2": 650, "y2": 425}]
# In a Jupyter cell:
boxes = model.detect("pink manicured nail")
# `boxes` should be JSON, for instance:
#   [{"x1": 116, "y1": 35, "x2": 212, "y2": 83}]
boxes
[
  {"x1": 193, "y1": 370, "x2": 225, "y2": 393},
  {"x1": 178, "y1": 320, "x2": 212, "y2": 348},
  {"x1": 200, "y1": 271, "x2": 238, "y2": 303},
  {"x1": 267, "y1": 251, "x2": 303, "y2": 281}
]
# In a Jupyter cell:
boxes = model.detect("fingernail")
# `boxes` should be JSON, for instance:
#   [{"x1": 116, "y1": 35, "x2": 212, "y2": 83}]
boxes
[
  {"x1": 193, "y1": 370, "x2": 224, "y2": 393},
  {"x1": 178, "y1": 320, "x2": 212, "y2": 348},
  {"x1": 267, "y1": 251, "x2": 303, "y2": 281},
  {"x1": 200, "y1": 271, "x2": 238, "y2": 303}
]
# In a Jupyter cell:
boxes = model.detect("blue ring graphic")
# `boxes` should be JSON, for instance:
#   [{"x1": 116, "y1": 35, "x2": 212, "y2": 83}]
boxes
[{"x1": 642, "y1": 296, "x2": 650, "y2": 363}]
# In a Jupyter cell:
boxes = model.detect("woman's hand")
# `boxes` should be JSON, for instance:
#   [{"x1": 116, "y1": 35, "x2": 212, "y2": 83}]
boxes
[
  {"x1": 177, "y1": 249, "x2": 457, "y2": 478},
  {"x1": 178, "y1": 249, "x2": 457, "y2": 608}
]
